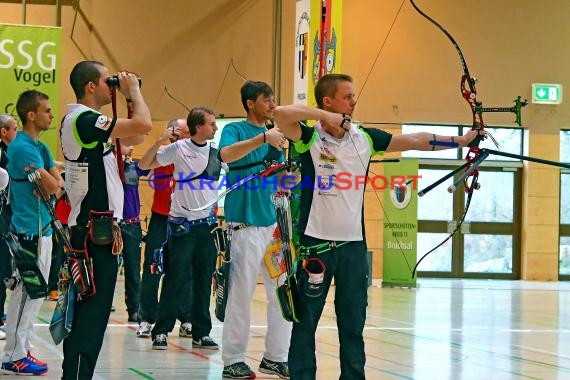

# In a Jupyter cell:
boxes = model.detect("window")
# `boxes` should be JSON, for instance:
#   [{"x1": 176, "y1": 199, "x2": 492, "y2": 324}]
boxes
[
  {"x1": 403, "y1": 124, "x2": 522, "y2": 278},
  {"x1": 559, "y1": 130, "x2": 570, "y2": 277}
]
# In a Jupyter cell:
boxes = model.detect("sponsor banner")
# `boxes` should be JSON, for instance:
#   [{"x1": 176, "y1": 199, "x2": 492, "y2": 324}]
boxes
[
  {"x1": 294, "y1": 0, "x2": 342, "y2": 107},
  {"x1": 0, "y1": 24, "x2": 61, "y2": 153},
  {"x1": 382, "y1": 158, "x2": 418, "y2": 287}
]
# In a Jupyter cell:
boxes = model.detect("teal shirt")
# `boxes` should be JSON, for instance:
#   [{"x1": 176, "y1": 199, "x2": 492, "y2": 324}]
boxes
[
  {"x1": 7, "y1": 132, "x2": 54, "y2": 236},
  {"x1": 219, "y1": 121, "x2": 283, "y2": 226}
]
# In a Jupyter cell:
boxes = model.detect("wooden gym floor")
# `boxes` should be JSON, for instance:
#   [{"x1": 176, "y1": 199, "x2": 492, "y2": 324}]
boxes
[{"x1": 1, "y1": 277, "x2": 569, "y2": 379}]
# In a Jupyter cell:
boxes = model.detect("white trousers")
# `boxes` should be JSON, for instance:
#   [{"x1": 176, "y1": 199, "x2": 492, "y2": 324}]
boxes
[
  {"x1": 222, "y1": 224, "x2": 292, "y2": 366},
  {"x1": 2, "y1": 235, "x2": 52, "y2": 363}
]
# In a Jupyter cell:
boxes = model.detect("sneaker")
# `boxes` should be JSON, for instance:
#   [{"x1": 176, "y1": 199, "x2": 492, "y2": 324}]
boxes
[
  {"x1": 1, "y1": 357, "x2": 48, "y2": 375},
  {"x1": 259, "y1": 358, "x2": 289, "y2": 379},
  {"x1": 47, "y1": 290, "x2": 59, "y2": 301},
  {"x1": 152, "y1": 333, "x2": 168, "y2": 350},
  {"x1": 179, "y1": 322, "x2": 192, "y2": 338},
  {"x1": 136, "y1": 321, "x2": 152, "y2": 338},
  {"x1": 128, "y1": 311, "x2": 140, "y2": 323},
  {"x1": 0, "y1": 329, "x2": 5, "y2": 341},
  {"x1": 222, "y1": 362, "x2": 256, "y2": 379},
  {"x1": 27, "y1": 352, "x2": 47, "y2": 367},
  {"x1": 192, "y1": 336, "x2": 219, "y2": 350}
]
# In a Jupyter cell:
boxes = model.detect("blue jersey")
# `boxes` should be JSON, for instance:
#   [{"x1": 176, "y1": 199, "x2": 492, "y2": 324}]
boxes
[
  {"x1": 7, "y1": 132, "x2": 54, "y2": 235},
  {"x1": 219, "y1": 121, "x2": 283, "y2": 227}
]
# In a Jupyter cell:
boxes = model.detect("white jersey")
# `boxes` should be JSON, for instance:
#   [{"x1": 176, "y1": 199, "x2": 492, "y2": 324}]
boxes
[{"x1": 156, "y1": 139, "x2": 221, "y2": 221}]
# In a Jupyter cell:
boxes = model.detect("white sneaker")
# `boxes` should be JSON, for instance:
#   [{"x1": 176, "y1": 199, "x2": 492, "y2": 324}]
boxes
[
  {"x1": 136, "y1": 321, "x2": 152, "y2": 338},
  {"x1": 0, "y1": 329, "x2": 6, "y2": 340},
  {"x1": 178, "y1": 322, "x2": 192, "y2": 338}
]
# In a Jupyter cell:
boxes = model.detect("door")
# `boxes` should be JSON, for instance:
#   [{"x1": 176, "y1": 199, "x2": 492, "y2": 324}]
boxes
[{"x1": 416, "y1": 166, "x2": 521, "y2": 278}]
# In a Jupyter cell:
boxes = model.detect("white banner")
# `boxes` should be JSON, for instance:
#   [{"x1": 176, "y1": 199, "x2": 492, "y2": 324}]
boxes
[{"x1": 294, "y1": 0, "x2": 310, "y2": 105}]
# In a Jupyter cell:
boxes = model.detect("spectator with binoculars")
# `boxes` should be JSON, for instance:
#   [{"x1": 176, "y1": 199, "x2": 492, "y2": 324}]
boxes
[{"x1": 60, "y1": 61, "x2": 152, "y2": 379}]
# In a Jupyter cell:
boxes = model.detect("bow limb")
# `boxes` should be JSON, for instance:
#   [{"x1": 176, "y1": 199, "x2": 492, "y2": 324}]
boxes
[
  {"x1": 409, "y1": 0, "x2": 473, "y2": 85},
  {"x1": 411, "y1": 183, "x2": 475, "y2": 277},
  {"x1": 351, "y1": 0, "x2": 478, "y2": 276},
  {"x1": 213, "y1": 58, "x2": 248, "y2": 113},
  {"x1": 408, "y1": 0, "x2": 485, "y2": 275},
  {"x1": 162, "y1": 58, "x2": 246, "y2": 116},
  {"x1": 164, "y1": 86, "x2": 191, "y2": 113},
  {"x1": 409, "y1": 0, "x2": 484, "y2": 136}
]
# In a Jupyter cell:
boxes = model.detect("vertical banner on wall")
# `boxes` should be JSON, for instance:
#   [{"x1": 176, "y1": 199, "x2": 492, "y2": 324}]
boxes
[
  {"x1": 382, "y1": 159, "x2": 419, "y2": 288},
  {"x1": 294, "y1": 0, "x2": 310, "y2": 105},
  {"x1": 294, "y1": 0, "x2": 342, "y2": 107},
  {"x1": 0, "y1": 24, "x2": 61, "y2": 153}
]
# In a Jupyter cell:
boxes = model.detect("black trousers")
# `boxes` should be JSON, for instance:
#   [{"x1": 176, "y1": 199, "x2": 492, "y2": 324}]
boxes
[
  {"x1": 61, "y1": 227, "x2": 118, "y2": 380},
  {"x1": 152, "y1": 222, "x2": 216, "y2": 339},
  {"x1": 120, "y1": 222, "x2": 142, "y2": 313},
  {"x1": 0, "y1": 205, "x2": 13, "y2": 321},
  {"x1": 139, "y1": 212, "x2": 191, "y2": 324},
  {"x1": 289, "y1": 240, "x2": 369, "y2": 380}
]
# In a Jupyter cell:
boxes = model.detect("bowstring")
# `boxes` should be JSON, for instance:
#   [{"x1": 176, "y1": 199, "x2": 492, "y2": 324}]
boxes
[
  {"x1": 340, "y1": 120, "x2": 414, "y2": 275},
  {"x1": 213, "y1": 58, "x2": 248, "y2": 112},
  {"x1": 356, "y1": 0, "x2": 407, "y2": 102}
]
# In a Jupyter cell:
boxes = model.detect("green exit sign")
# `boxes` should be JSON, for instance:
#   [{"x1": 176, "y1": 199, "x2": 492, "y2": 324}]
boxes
[{"x1": 532, "y1": 83, "x2": 562, "y2": 104}]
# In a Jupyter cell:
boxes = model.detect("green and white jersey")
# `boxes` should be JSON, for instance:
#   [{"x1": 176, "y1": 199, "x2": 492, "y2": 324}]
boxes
[
  {"x1": 294, "y1": 121, "x2": 392, "y2": 242},
  {"x1": 60, "y1": 103, "x2": 122, "y2": 227}
]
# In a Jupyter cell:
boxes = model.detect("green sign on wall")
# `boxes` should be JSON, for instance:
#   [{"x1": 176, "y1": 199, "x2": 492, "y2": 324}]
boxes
[
  {"x1": 0, "y1": 24, "x2": 62, "y2": 153},
  {"x1": 532, "y1": 83, "x2": 562, "y2": 105},
  {"x1": 382, "y1": 158, "x2": 418, "y2": 288}
]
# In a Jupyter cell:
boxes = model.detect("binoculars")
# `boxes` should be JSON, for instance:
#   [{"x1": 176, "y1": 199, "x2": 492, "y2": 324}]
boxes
[{"x1": 106, "y1": 75, "x2": 142, "y2": 88}]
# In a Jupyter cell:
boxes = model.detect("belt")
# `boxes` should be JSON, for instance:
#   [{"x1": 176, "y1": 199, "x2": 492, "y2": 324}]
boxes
[
  {"x1": 297, "y1": 241, "x2": 350, "y2": 257},
  {"x1": 188, "y1": 216, "x2": 217, "y2": 226},
  {"x1": 231, "y1": 223, "x2": 251, "y2": 231},
  {"x1": 169, "y1": 216, "x2": 217, "y2": 226},
  {"x1": 13, "y1": 222, "x2": 51, "y2": 239},
  {"x1": 121, "y1": 217, "x2": 140, "y2": 225}
]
